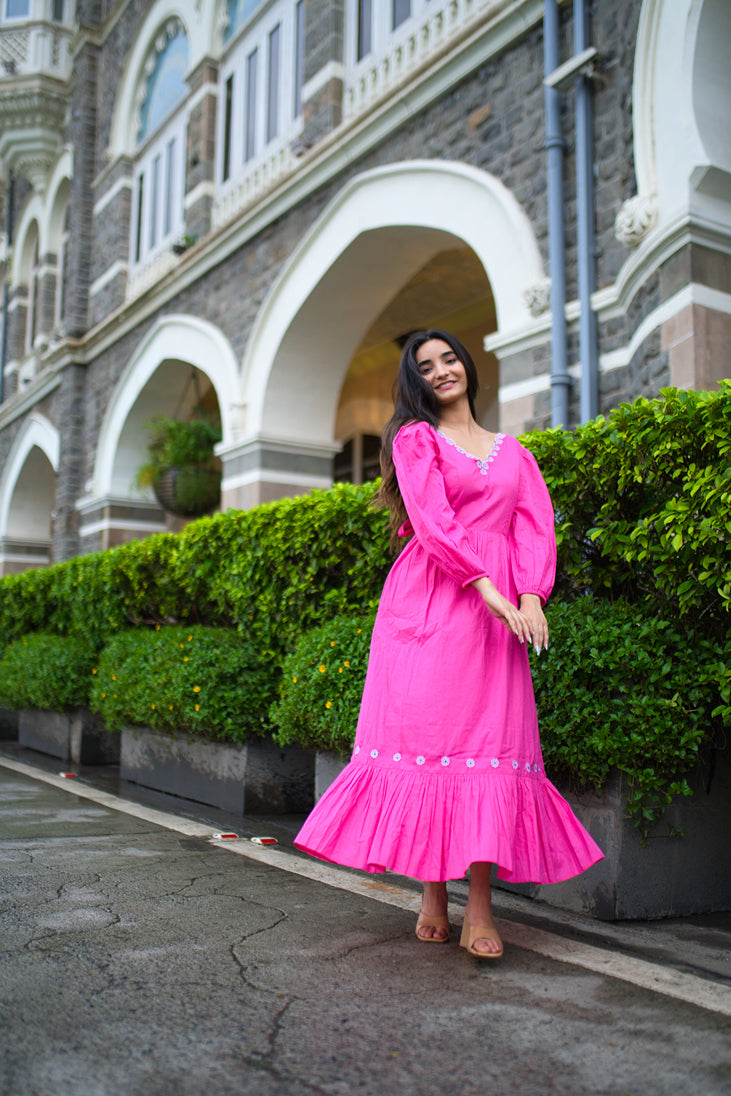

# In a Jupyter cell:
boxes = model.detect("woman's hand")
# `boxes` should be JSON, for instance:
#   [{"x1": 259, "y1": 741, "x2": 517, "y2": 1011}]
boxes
[
  {"x1": 518, "y1": 593, "x2": 549, "y2": 655},
  {"x1": 472, "y1": 577, "x2": 532, "y2": 644}
]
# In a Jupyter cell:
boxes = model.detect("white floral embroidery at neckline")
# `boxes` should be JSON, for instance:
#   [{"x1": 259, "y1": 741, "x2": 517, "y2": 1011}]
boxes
[{"x1": 437, "y1": 430, "x2": 506, "y2": 475}]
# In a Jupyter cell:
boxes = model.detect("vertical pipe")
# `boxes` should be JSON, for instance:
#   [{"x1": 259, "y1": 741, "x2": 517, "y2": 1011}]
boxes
[
  {"x1": 543, "y1": 0, "x2": 570, "y2": 428},
  {"x1": 0, "y1": 171, "x2": 14, "y2": 407},
  {"x1": 574, "y1": 0, "x2": 598, "y2": 422}
]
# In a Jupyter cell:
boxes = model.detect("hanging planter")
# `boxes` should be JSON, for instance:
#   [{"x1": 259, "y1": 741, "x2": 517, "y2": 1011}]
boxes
[
  {"x1": 136, "y1": 415, "x2": 222, "y2": 518},
  {"x1": 153, "y1": 464, "x2": 222, "y2": 517}
]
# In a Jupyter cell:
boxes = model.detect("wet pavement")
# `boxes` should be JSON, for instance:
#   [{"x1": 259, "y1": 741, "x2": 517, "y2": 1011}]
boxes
[{"x1": 1, "y1": 746, "x2": 730, "y2": 1096}]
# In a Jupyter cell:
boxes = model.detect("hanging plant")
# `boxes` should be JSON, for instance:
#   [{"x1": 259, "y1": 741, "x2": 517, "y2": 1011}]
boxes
[{"x1": 136, "y1": 415, "x2": 223, "y2": 518}]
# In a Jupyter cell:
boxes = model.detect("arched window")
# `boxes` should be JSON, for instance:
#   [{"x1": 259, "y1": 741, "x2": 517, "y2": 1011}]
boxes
[
  {"x1": 26, "y1": 235, "x2": 40, "y2": 356},
  {"x1": 55, "y1": 203, "x2": 69, "y2": 333},
  {"x1": 223, "y1": 0, "x2": 269, "y2": 42},
  {"x1": 130, "y1": 20, "x2": 189, "y2": 269}
]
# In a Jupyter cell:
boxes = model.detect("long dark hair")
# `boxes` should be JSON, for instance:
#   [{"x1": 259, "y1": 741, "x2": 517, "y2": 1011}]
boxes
[{"x1": 375, "y1": 329, "x2": 479, "y2": 541}]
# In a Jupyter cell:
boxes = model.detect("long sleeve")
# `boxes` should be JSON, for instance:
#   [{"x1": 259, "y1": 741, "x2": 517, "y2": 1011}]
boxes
[
  {"x1": 392, "y1": 421, "x2": 488, "y2": 588},
  {"x1": 509, "y1": 444, "x2": 557, "y2": 604}
]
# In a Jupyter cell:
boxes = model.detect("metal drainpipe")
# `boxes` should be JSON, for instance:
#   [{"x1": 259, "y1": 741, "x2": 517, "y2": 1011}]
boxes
[
  {"x1": 0, "y1": 170, "x2": 13, "y2": 407},
  {"x1": 543, "y1": 0, "x2": 570, "y2": 427},
  {"x1": 574, "y1": 0, "x2": 598, "y2": 422}
]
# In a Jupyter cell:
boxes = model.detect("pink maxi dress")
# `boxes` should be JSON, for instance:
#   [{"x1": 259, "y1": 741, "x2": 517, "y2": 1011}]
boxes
[{"x1": 295, "y1": 420, "x2": 604, "y2": 883}]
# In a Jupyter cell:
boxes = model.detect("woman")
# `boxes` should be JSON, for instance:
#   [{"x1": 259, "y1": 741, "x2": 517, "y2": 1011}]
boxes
[{"x1": 295, "y1": 330, "x2": 603, "y2": 958}]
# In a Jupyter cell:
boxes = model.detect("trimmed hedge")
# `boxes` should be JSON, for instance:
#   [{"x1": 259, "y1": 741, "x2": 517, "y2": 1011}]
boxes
[
  {"x1": 273, "y1": 613, "x2": 376, "y2": 754},
  {"x1": 89, "y1": 626, "x2": 272, "y2": 743},
  {"x1": 0, "y1": 634, "x2": 96, "y2": 711},
  {"x1": 267, "y1": 599, "x2": 724, "y2": 836},
  {"x1": 0, "y1": 385, "x2": 727, "y2": 829},
  {"x1": 532, "y1": 598, "x2": 724, "y2": 836}
]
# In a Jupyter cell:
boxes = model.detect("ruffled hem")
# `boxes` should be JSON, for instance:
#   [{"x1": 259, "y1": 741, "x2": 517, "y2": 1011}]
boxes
[{"x1": 294, "y1": 761, "x2": 604, "y2": 884}]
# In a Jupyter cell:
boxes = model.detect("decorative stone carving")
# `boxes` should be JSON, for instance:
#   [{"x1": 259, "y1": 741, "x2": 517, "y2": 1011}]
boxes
[
  {"x1": 523, "y1": 279, "x2": 551, "y2": 317},
  {"x1": 614, "y1": 194, "x2": 657, "y2": 248}
]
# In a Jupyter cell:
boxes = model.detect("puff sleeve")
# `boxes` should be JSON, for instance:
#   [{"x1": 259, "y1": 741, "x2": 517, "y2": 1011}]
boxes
[
  {"x1": 392, "y1": 421, "x2": 488, "y2": 589},
  {"x1": 509, "y1": 444, "x2": 557, "y2": 605}
]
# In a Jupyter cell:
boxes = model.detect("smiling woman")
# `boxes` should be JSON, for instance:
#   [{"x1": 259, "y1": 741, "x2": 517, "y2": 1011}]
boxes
[{"x1": 295, "y1": 329, "x2": 603, "y2": 961}]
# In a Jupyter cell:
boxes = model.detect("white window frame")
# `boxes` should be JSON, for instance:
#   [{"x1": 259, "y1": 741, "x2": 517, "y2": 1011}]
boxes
[
  {"x1": 217, "y1": 0, "x2": 303, "y2": 190},
  {"x1": 345, "y1": 0, "x2": 433, "y2": 72},
  {"x1": 2, "y1": 0, "x2": 30, "y2": 22},
  {"x1": 129, "y1": 106, "x2": 187, "y2": 272}
]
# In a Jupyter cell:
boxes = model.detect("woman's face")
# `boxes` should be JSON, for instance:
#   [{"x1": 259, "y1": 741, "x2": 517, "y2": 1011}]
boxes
[{"x1": 415, "y1": 338, "x2": 468, "y2": 408}]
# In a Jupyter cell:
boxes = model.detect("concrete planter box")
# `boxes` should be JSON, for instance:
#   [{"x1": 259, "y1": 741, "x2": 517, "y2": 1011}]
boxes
[
  {"x1": 120, "y1": 726, "x2": 314, "y2": 815},
  {"x1": 0, "y1": 708, "x2": 19, "y2": 741},
  {"x1": 496, "y1": 749, "x2": 731, "y2": 920},
  {"x1": 315, "y1": 750, "x2": 349, "y2": 801},
  {"x1": 18, "y1": 709, "x2": 120, "y2": 765}
]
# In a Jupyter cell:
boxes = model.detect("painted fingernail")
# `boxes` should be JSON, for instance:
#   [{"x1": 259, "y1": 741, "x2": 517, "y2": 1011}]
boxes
[{"x1": 536, "y1": 645, "x2": 542, "y2": 656}]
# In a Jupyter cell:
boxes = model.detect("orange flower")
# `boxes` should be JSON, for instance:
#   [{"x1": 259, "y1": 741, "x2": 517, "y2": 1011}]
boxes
[
  {"x1": 318, "y1": 664, "x2": 326, "y2": 673},
  {"x1": 325, "y1": 701, "x2": 332, "y2": 709},
  {"x1": 193, "y1": 685, "x2": 201, "y2": 693}
]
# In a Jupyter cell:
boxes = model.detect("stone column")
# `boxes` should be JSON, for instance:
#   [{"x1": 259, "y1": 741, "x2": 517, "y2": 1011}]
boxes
[
  {"x1": 89, "y1": 157, "x2": 132, "y2": 327},
  {"x1": 64, "y1": 39, "x2": 99, "y2": 338},
  {"x1": 300, "y1": 0, "x2": 345, "y2": 150},
  {"x1": 218, "y1": 435, "x2": 337, "y2": 511},
  {"x1": 185, "y1": 58, "x2": 219, "y2": 243}
]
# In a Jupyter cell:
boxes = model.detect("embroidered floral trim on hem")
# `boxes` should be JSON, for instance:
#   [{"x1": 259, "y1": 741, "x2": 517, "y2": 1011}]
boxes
[{"x1": 352, "y1": 748, "x2": 543, "y2": 775}]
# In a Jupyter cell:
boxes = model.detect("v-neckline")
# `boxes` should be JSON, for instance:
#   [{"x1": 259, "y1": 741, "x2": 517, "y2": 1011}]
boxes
[{"x1": 437, "y1": 429, "x2": 506, "y2": 469}]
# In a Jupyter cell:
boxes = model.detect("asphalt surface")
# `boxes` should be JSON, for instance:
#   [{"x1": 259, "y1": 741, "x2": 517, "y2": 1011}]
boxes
[{"x1": 1, "y1": 747, "x2": 730, "y2": 1096}]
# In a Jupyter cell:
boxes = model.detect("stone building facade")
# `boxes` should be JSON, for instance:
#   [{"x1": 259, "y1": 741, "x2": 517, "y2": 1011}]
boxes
[{"x1": 0, "y1": 0, "x2": 728, "y2": 571}]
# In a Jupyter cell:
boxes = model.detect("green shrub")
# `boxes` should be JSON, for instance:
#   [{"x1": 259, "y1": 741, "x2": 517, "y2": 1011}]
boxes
[
  {"x1": 0, "y1": 634, "x2": 97, "y2": 710},
  {"x1": 532, "y1": 597, "x2": 725, "y2": 838},
  {"x1": 171, "y1": 481, "x2": 390, "y2": 658},
  {"x1": 90, "y1": 626, "x2": 273, "y2": 743},
  {"x1": 272, "y1": 613, "x2": 376, "y2": 754},
  {"x1": 523, "y1": 383, "x2": 731, "y2": 637}
]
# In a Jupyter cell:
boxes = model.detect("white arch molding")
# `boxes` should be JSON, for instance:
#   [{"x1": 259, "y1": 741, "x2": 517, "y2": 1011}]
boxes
[
  {"x1": 633, "y1": 0, "x2": 731, "y2": 230},
  {"x1": 92, "y1": 314, "x2": 240, "y2": 499},
  {"x1": 240, "y1": 160, "x2": 544, "y2": 447},
  {"x1": 0, "y1": 413, "x2": 59, "y2": 539}
]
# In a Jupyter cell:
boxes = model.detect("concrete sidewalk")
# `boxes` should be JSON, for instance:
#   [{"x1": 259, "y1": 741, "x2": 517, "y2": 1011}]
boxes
[{"x1": 1, "y1": 749, "x2": 730, "y2": 1096}]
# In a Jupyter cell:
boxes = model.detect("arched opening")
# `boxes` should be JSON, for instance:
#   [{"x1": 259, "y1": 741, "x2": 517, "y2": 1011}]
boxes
[
  {"x1": 230, "y1": 161, "x2": 541, "y2": 507},
  {"x1": 80, "y1": 315, "x2": 239, "y2": 551},
  {"x1": 0, "y1": 415, "x2": 59, "y2": 575},
  {"x1": 333, "y1": 245, "x2": 497, "y2": 483}
]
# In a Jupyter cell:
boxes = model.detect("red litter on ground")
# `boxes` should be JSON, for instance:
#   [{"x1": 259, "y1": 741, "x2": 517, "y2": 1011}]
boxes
[
  {"x1": 250, "y1": 837, "x2": 278, "y2": 845},
  {"x1": 211, "y1": 832, "x2": 239, "y2": 840},
  {"x1": 59, "y1": 772, "x2": 77, "y2": 778}
]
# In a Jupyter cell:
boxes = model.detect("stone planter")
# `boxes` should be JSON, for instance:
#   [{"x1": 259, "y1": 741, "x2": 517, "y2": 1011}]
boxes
[
  {"x1": 18, "y1": 709, "x2": 120, "y2": 765},
  {"x1": 315, "y1": 750, "x2": 349, "y2": 801},
  {"x1": 0, "y1": 708, "x2": 19, "y2": 740},
  {"x1": 495, "y1": 748, "x2": 731, "y2": 920},
  {"x1": 120, "y1": 726, "x2": 314, "y2": 815}
]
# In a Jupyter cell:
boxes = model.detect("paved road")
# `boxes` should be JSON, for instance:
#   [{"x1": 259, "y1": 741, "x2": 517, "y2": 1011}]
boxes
[{"x1": 1, "y1": 753, "x2": 730, "y2": 1096}]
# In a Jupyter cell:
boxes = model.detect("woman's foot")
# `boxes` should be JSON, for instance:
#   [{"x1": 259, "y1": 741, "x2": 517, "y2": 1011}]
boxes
[
  {"x1": 416, "y1": 881, "x2": 449, "y2": 942},
  {"x1": 459, "y1": 911, "x2": 503, "y2": 958},
  {"x1": 462, "y1": 862, "x2": 503, "y2": 957}
]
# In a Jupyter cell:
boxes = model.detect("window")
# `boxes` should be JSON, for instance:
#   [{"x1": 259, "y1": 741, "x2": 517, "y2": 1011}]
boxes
[
  {"x1": 130, "y1": 21, "x2": 189, "y2": 269},
  {"x1": 294, "y1": 0, "x2": 304, "y2": 116},
  {"x1": 52, "y1": 0, "x2": 64, "y2": 20},
  {"x1": 26, "y1": 238, "x2": 40, "y2": 355},
  {"x1": 392, "y1": 0, "x2": 410, "y2": 29},
  {"x1": 218, "y1": 0, "x2": 304, "y2": 186},
  {"x1": 54, "y1": 205, "x2": 69, "y2": 331},
  {"x1": 349, "y1": 0, "x2": 432, "y2": 68},
  {"x1": 222, "y1": 74, "x2": 234, "y2": 180},
  {"x1": 4, "y1": 0, "x2": 30, "y2": 19},
  {"x1": 131, "y1": 113, "x2": 186, "y2": 266},
  {"x1": 357, "y1": 0, "x2": 372, "y2": 60},
  {"x1": 334, "y1": 435, "x2": 382, "y2": 485},
  {"x1": 245, "y1": 48, "x2": 258, "y2": 161},
  {"x1": 267, "y1": 24, "x2": 281, "y2": 143}
]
